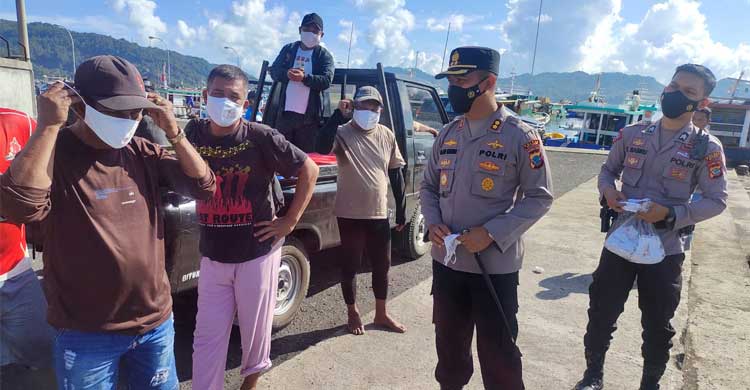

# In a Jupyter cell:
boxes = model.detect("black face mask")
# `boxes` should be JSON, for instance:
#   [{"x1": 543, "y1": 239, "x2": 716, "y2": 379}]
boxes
[
  {"x1": 660, "y1": 90, "x2": 701, "y2": 119},
  {"x1": 448, "y1": 78, "x2": 487, "y2": 114}
]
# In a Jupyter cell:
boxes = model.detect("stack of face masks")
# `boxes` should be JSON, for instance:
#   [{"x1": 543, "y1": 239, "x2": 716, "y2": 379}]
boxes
[{"x1": 604, "y1": 212, "x2": 665, "y2": 264}]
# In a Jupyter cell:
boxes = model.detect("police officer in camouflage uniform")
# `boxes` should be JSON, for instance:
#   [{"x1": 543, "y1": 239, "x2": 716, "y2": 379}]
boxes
[
  {"x1": 574, "y1": 64, "x2": 728, "y2": 390},
  {"x1": 421, "y1": 47, "x2": 554, "y2": 390}
]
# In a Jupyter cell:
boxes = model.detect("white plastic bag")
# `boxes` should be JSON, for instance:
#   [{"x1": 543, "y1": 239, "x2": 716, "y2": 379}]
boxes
[{"x1": 604, "y1": 212, "x2": 666, "y2": 264}]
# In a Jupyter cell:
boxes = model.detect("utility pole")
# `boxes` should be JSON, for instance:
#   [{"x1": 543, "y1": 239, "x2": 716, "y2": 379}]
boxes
[
  {"x1": 440, "y1": 22, "x2": 452, "y2": 71},
  {"x1": 413, "y1": 51, "x2": 420, "y2": 78},
  {"x1": 346, "y1": 22, "x2": 354, "y2": 68},
  {"x1": 149, "y1": 35, "x2": 171, "y2": 87},
  {"x1": 530, "y1": 0, "x2": 543, "y2": 76},
  {"x1": 15, "y1": 0, "x2": 30, "y2": 60},
  {"x1": 63, "y1": 27, "x2": 76, "y2": 74},
  {"x1": 224, "y1": 46, "x2": 240, "y2": 67}
]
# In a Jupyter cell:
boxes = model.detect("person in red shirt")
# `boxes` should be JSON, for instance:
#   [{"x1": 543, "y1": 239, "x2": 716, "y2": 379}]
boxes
[{"x1": 0, "y1": 108, "x2": 55, "y2": 378}]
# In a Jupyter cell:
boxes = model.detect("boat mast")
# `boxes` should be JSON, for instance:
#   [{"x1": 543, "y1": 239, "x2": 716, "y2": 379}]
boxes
[
  {"x1": 729, "y1": 70, "x2": 745, "y2": 104},
  {"x1": 530, "y1": 0, "x2": 543, "y2": 77}
]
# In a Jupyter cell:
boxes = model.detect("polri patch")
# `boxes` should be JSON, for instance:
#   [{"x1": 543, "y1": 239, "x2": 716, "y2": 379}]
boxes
[
  {"x1": 529, "y1": 149, "x2": 544, "y2": 169},
  {"x1": 708, "y1": 162, "x2": 723, "y2": 179}
]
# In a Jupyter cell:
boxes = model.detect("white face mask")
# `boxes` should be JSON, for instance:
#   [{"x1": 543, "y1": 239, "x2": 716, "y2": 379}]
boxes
[
  {"x1": 207, "y1": 96, "x2": 244, "y2": 127},
  {"x1": 84, "y1": 105, "x2": 139, "y2": 149},
  {"x1": 301, "y1": 31, "x2": 321, "y2": 48},
  {"x1": 353, "y1": 109, "x2": 380, "y2": 130},
  {"x1": 63, "y1": 82, "x2": 139, "y2": 149}
]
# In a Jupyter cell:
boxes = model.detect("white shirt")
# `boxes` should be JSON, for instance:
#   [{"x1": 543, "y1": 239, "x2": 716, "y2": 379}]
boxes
[{"x1": 284, "y1": 46, "x2": 313, "y2": 114}]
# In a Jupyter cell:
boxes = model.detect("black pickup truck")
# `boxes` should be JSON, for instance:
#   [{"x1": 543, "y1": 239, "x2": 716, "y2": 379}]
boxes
[{"x1": 160, "y1": 64, "x2": 449, "y2": 329}]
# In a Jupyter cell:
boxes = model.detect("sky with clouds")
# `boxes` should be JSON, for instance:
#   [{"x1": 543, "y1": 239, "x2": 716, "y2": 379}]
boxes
[{"x1": 2, "y1": 0, "x2": 749, "y2": 84}]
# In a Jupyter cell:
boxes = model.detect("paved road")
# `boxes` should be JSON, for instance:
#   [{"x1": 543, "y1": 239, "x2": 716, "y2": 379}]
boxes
[{"x1": 172, "y1": 150, "x2": 607, "y2": 388}]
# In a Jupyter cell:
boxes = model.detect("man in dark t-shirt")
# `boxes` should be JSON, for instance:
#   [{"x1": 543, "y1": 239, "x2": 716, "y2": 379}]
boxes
[{"x1": 187, "y1": 65, "x2": 318, "y2": 390}]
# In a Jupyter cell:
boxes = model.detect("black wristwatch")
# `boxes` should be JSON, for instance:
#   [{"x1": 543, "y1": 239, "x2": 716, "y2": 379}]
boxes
[{"x1": 663, "y1": 206, "x2": 676, "y2": 230}]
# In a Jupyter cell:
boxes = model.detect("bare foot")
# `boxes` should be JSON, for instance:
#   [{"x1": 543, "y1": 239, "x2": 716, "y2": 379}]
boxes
[
  {"x1": 373, "y1": 314, "x2": 407, "y2": 333},
  {"x1": 347, "y1": 311, "x2": 365, "y2": 335}
]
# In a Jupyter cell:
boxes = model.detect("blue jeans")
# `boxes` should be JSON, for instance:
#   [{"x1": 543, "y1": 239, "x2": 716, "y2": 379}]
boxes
[
  {"x1": 53, "y1": 315, "x2": 178, "y2": 390},
  {"x1": 0, "y1": 267, "x2": 55, "y2": 368}
]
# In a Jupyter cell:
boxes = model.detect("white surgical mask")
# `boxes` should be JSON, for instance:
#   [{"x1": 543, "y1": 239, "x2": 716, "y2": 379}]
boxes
[
  {"x1": 353, "y1": 109, "x2": 380, "y2": 130},
  {"x1": 63, "y1": 82, "x2": 139, "y2": 149},
  {"x1": 300, "y1": 31, "x2": 321, "y2": 48},
  {"x1": 84, "y1": 105, "x2": 139, "y2": 149},
  {"x1": 207, "y1": 96, "x2": 244, "y2": 127}
]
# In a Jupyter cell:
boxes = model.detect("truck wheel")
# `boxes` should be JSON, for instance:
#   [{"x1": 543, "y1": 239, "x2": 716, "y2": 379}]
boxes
[
  {"x1": 273, "y1": 237, "x2": 310, "y2": 331},
  {"x1": 403, "y1": 205, "x2": 429, "y2": 260}
]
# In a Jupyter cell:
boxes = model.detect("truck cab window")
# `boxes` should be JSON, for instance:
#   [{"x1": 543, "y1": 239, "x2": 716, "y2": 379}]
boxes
[{"x1": 405, "y1": 84, "x2": 443, "y2": 137}]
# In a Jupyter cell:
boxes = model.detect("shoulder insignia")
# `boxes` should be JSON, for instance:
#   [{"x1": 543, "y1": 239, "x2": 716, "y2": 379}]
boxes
[
  {"x1": 704, "y1": 151, "x2": 722, "y2": 162},
  {"x1": 489, "y1": 119, "x2": 502, "y2": 132},
  {"x1": 642, "y1": 125, "x2": 656, "y2": 135},
  {"x1": 708, "y1": 161, "x2": 723, "y2": 179},
  {"x1": 523, "y1": 139, "x2": 541, "y2": 152},
  {"x1": 528, "y1": 149, "x2": 544, "y2": 169}
]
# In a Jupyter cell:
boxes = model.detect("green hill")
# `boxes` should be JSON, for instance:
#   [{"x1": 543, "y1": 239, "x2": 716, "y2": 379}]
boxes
[
  {"x1": 0, "y1": 19, "x2": 226, "y2": 88},
  {"x1": 497, "y1": 71, "x2": 665, "y2": 104}
]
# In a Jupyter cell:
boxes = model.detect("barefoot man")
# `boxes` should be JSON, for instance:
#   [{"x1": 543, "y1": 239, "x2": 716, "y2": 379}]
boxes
[{"x1": 328, "y1": 86, "x2": 408, "y2": 335}]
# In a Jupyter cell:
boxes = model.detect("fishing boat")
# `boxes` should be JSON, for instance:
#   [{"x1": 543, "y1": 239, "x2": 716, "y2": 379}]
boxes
[
  {"x1": 707, "y1": 73, "x2": 750, "y2": 165},
  {"x1": 545, "y1": 89, "x2": 658, "y2": 150}
]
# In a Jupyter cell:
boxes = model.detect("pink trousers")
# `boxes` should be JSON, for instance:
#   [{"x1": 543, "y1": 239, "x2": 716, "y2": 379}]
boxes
[{"x1": 191, "y1": 246, "x2": 281, "y2": 390}]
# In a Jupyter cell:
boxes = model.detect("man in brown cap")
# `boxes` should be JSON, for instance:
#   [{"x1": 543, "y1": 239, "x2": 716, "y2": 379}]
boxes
[
  {"x1": 316, "y1": 86, "x2": 408, "y2": 335},
  {"x1": 0, "y1": 55, "x2": 216, "y2": 389}
]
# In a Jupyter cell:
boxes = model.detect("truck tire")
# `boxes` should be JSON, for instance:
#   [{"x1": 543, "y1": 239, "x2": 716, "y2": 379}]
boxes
[
  {"x1": 402, "y1": 204, "x2": 429, "y2": 260},
  {"x1": 273, "y1": 237, "x2": 310, "y2": 331}
]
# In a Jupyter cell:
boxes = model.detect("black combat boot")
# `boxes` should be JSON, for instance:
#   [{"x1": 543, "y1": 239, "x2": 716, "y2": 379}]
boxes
[
  {"x1": 639, "y1": 364, "x2": 665, "y2": 390},
  {"x1": 573, "y1": 350, "x2": 605, "y2": 390}
]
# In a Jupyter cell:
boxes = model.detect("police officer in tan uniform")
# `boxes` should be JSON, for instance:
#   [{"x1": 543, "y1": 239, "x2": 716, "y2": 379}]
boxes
[
  {"x1": 575, "y1": 64, "x2": 728, "y2": 390},
  {"x1": 421, "y1": 47, "x2": 553, "y2": 390}
]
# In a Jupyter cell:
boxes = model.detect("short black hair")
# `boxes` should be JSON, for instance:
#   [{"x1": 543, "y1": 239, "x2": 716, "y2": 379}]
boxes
[
  {"x1": 207, "y1": 64, "x2": 248, "y2": 90},
  {"x1": 695, "y1": 107, "x2": 712, "y2": 120},
  {"x1": 673, "y1": 64, "x2": 716, "y2": 97}
]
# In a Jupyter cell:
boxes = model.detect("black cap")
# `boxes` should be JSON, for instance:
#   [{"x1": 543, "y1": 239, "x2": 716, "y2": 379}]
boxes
[
  {"x1": 75, "y1": 55, "x2": 158, "y2": 110},
  {"x1": 435, "y1": 46, "x2": 500, "y2": 79},
  {"x1": 301, "y1": 13, "x2": 324, "y2": 31}
]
